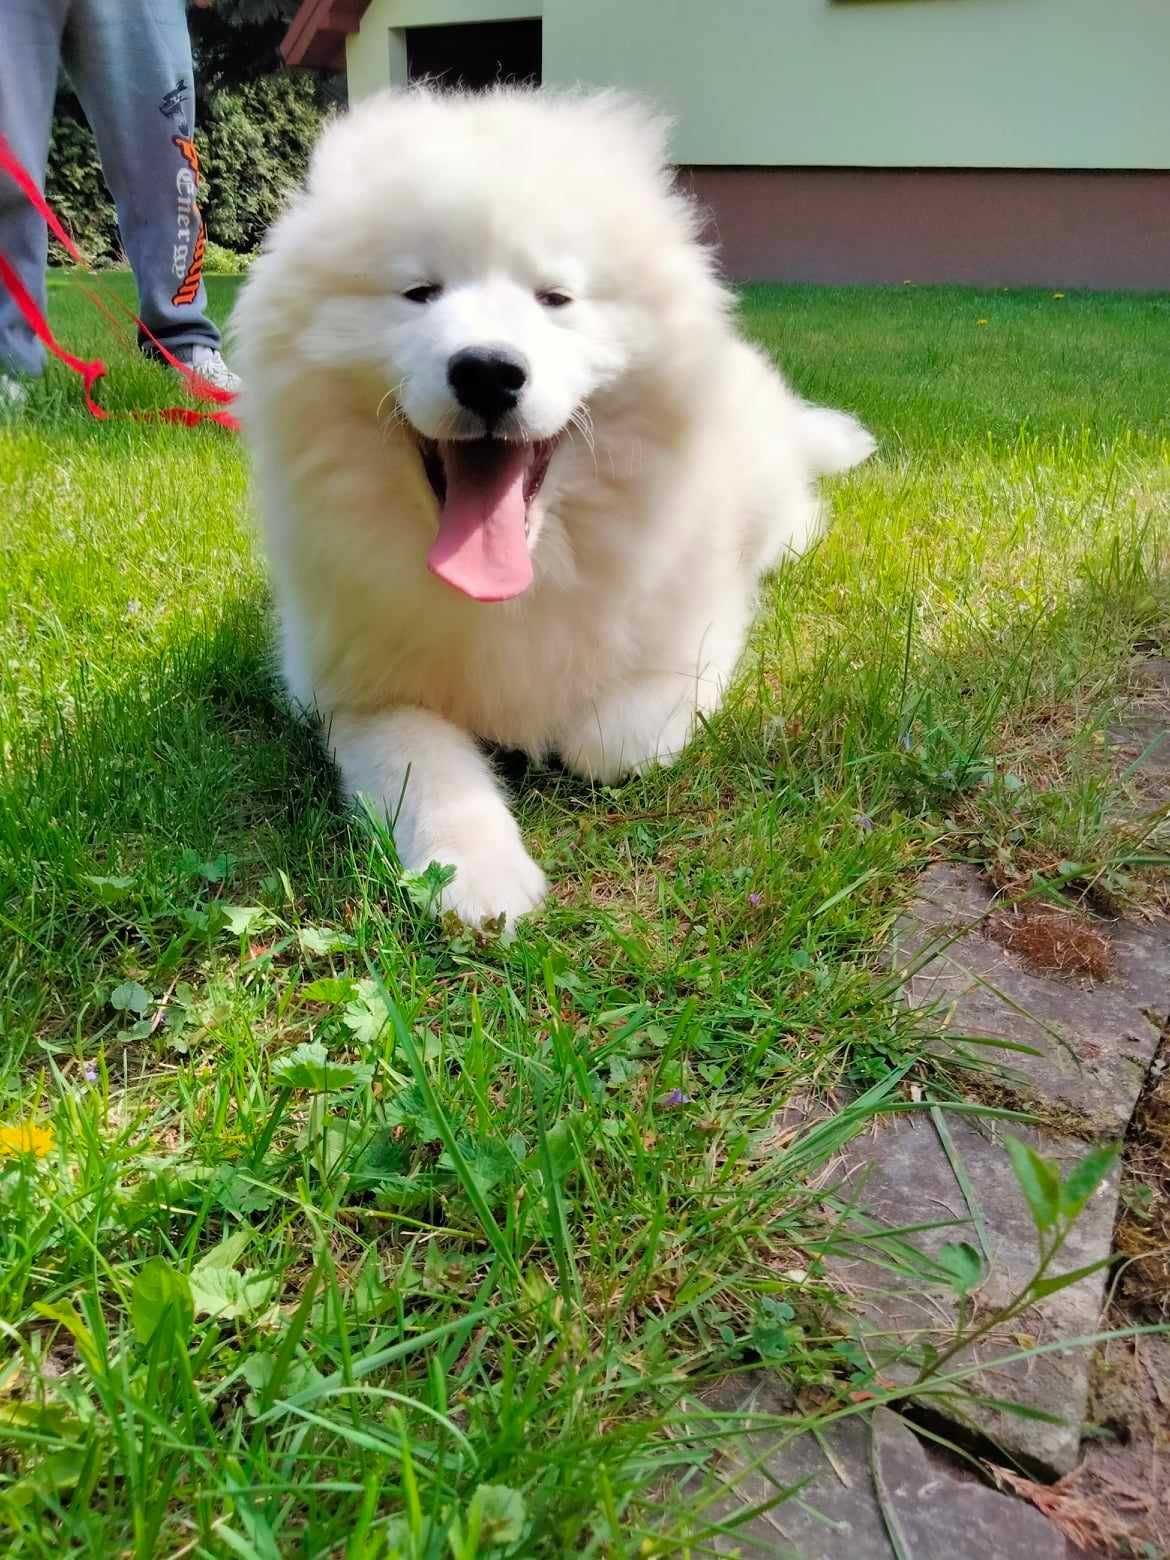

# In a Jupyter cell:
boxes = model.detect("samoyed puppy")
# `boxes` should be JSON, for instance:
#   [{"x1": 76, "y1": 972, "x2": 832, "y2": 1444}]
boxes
[{"x1": 233, "y1": 87, "x2": 874, "y2": 927}]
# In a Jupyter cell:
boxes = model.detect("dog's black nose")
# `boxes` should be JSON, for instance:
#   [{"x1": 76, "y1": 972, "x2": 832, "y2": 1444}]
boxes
[{"x1": 447, "y1": 346, "x2": 528, "y2": 424}]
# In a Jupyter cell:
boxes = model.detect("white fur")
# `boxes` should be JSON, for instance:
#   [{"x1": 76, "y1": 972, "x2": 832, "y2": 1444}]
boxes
[{"x1": 232, "y1": 87, "x2": 874, "y2": 927}]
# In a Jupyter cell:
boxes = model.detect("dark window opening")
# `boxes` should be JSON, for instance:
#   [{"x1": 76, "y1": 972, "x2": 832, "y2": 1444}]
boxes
[{"x1": 405, "y1": 19, "x2": 542, "y2": 91}]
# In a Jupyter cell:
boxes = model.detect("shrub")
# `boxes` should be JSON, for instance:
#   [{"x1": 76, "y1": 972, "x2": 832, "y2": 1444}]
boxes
[
  {"x1": 44, "y1": 70, "x2": 327, "y2": 266},
  {"x1": 198, "y1": 72, "x2": 327, "y2": 254},
  {"x1": 45, "y1": 110, "x2": 121, "y2": 266},
  {"x1": 202, "y1": 240, "x2": 255, "y2": 276}
]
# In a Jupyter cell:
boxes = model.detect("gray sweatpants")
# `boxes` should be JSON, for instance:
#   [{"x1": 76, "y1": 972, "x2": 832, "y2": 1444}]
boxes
[{"x1": 0, "y1": 0, "x2": 220, "y2": 376}]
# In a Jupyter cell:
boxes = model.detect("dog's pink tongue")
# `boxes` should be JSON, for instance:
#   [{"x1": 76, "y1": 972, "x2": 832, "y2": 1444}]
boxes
[{"x1": 426, "y1": 442, "x2": 533, "y2": 602}]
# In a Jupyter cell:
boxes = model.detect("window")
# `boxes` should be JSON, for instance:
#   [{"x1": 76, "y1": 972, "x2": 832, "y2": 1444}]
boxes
[{"x1": 405, "y1": 19, "x2": 542, "y2": 90}]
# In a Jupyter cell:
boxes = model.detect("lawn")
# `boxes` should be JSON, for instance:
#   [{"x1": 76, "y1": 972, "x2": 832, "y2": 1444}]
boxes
[{"x1": 0, "y1": 272, "x2": 1167, "y2": 1554}]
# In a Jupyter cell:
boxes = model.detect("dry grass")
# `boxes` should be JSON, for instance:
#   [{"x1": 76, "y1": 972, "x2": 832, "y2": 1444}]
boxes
[
  {"x1": 984, "y1": 906, "x2": 1115, "y2": 981},
  {"x1": 992, "y1": 1462, "x2": 1158, "y2": 1557}
]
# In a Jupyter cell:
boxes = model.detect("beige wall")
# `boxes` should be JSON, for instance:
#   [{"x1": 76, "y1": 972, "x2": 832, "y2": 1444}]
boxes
[{"x1": 348, "y1": 0, "x2": 1170, "y2": 170}]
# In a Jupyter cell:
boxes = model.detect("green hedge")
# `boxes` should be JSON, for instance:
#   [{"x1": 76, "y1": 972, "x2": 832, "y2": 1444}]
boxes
[{"x1": 45, "y1": 70, "x2": 328, "y2": 266}]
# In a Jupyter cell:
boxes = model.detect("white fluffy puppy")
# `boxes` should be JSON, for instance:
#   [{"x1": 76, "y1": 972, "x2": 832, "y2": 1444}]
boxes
[{"x1": 233, "y1": 87, "x2": 874, "y2": 927}]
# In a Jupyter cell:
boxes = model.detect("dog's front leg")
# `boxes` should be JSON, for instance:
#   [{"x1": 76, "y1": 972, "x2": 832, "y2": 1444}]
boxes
[{"x1": 329, "y1": 707, "x2": 546, "y2": 927}]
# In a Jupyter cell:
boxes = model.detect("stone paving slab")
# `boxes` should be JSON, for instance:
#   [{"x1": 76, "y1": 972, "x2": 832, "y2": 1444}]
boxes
[
  {"x1": 698, "y1": 1377, "x2": 1070, "y2": 1557},
  {"x1": 892, "y1": 862, "x2": 1168, "y2": 1134},
  {"x1": 825, "y1": 841, "x2": 1170, "y2": 1476},
  {"x1": 1108, "y1": 656, "x2": 1170, "y2": 800},
  {"x1": 828, "y1": 1112, "x2": 1121, "y2": 1475},
  {"x1": 759, "y1": 658, "x2": 1170, "y2": 1511},
  {"x1": 716, "y1": 662, "x2": 1170, "y2": 1527}
]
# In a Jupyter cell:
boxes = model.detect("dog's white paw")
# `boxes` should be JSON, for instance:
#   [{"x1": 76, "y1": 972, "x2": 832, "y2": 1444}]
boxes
[{"x1": 423, "y1": 829, "x2": 547, "y2": 929}]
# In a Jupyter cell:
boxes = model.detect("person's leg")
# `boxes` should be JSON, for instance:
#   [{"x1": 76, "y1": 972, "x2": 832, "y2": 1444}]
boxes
[
  {"x1": 62, "y1": 0, "x2": 223, "y2": 359},
  {"x1": 0, "y1": 0, "x2": 70, "y2": 378}
]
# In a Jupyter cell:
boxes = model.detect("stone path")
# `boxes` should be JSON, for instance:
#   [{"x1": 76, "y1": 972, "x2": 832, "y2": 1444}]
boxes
[
  {"x1": 704, "y1": 656, "x2": 1169, "y2": 1552},
  {"x1": 829, "y1": 1104, "x2": 1122, "y2": 1475},
  {"x1": 700, "y1": 1376, "x2": 1070, "y2": 1559},
  {"x1": 894, "y1": 861, "x2": 1168, "y2": 1135},
  {"x1": 1107, "y1": 656, "x2": 1170, "y2": 806},
  {"x1": 825, "y1": 860, "x2": 1168, "y2": 1476}
]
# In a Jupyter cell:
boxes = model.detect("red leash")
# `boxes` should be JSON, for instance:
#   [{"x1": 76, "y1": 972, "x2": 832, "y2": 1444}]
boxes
[{"x1": 0, "y1": 133, "x2": 239, "y2": 431}]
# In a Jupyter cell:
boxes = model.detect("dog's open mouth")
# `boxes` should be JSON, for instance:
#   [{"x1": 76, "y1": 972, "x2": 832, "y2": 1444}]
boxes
[{"x1": 418, "y1": 436, "x2": 557, "y2": 603}]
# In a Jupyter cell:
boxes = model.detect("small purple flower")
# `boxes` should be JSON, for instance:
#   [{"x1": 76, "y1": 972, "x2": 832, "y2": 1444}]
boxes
[
  {"x1": 663, "y1": 1089, "x2": 691, "y2": 1106},
  {"x1": 854, "y1": 813, "x2": 875, "y2": 834},
  {"x1": 748, "y1": 892, "x2": 763, "y2": 907},
  {"x1": 83, "y1": 1065, "x2": 98, "y2": 1083}
]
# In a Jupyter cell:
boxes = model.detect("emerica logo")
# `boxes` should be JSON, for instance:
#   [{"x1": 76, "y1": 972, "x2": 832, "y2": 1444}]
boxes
[{"x1": 171, "y1": 136, "x2": 205, "y2": 307}]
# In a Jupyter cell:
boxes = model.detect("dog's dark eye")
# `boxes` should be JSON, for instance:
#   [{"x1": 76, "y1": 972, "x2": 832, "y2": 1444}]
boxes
[
  {"x1": 403, "y1": 284, "x2": 442, "y2": 304},
  {"x1": 538, "y1": 290, "x2": 572, "y2": 309}
]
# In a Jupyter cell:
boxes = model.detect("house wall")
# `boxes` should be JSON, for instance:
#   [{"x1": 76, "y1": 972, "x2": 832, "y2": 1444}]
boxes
[
  {"x1": 346, "y1": 0, "x2": 542, "y2": 101},
  {"x1": 682, "y1": 167, "x2": 1170, "y2": 289},
  {"x1": 545, "y1": 0, "x2": 1170, "y2": 171},
  {"x1": 343, "y1": 0, "x2": 1170, "y2": 287},
  {"x1": 348, "y1": 0, "x2": 1170, "y2": 170}
]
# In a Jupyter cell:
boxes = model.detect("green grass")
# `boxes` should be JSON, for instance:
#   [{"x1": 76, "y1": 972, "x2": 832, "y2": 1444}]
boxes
[{"x1": 0, "y1": 272, "x2": 1167, "y2": 1554}]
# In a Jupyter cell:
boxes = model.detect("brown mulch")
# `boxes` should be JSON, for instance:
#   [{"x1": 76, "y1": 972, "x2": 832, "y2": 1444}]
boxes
[{"x1": 984, "y1": 906, "x2": 1115, "y2": 982}]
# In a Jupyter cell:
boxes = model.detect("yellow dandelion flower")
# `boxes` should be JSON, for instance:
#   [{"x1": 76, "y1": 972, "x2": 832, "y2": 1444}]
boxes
[
  {"x1": 976, "y1": 319, "x2": 989, "y2": 326},
  {"x1": 1052, "y1": 291, "x2": 1066, "y2": 299},
  {"x1": 0, "y1": 1122, "x2": 56, "y2": 1160}
]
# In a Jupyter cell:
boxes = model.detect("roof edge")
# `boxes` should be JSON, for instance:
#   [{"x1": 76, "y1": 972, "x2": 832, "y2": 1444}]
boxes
[{"x1": 282, "y1": 0, "x2": 368, "y2": 70}]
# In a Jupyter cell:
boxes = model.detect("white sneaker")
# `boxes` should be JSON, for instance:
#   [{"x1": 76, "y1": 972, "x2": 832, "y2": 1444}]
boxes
[
  {"x1": 0, "y1": 374, "x2": 28, "y2": 409},
  {"x1": 175, "y1": 345, "x2": 241, "y2": 395}
]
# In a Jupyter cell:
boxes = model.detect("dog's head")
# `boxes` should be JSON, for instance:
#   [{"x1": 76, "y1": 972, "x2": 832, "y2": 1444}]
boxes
[{"x1": 238, "y1": 87, "x2": 726, "y2": 601}]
